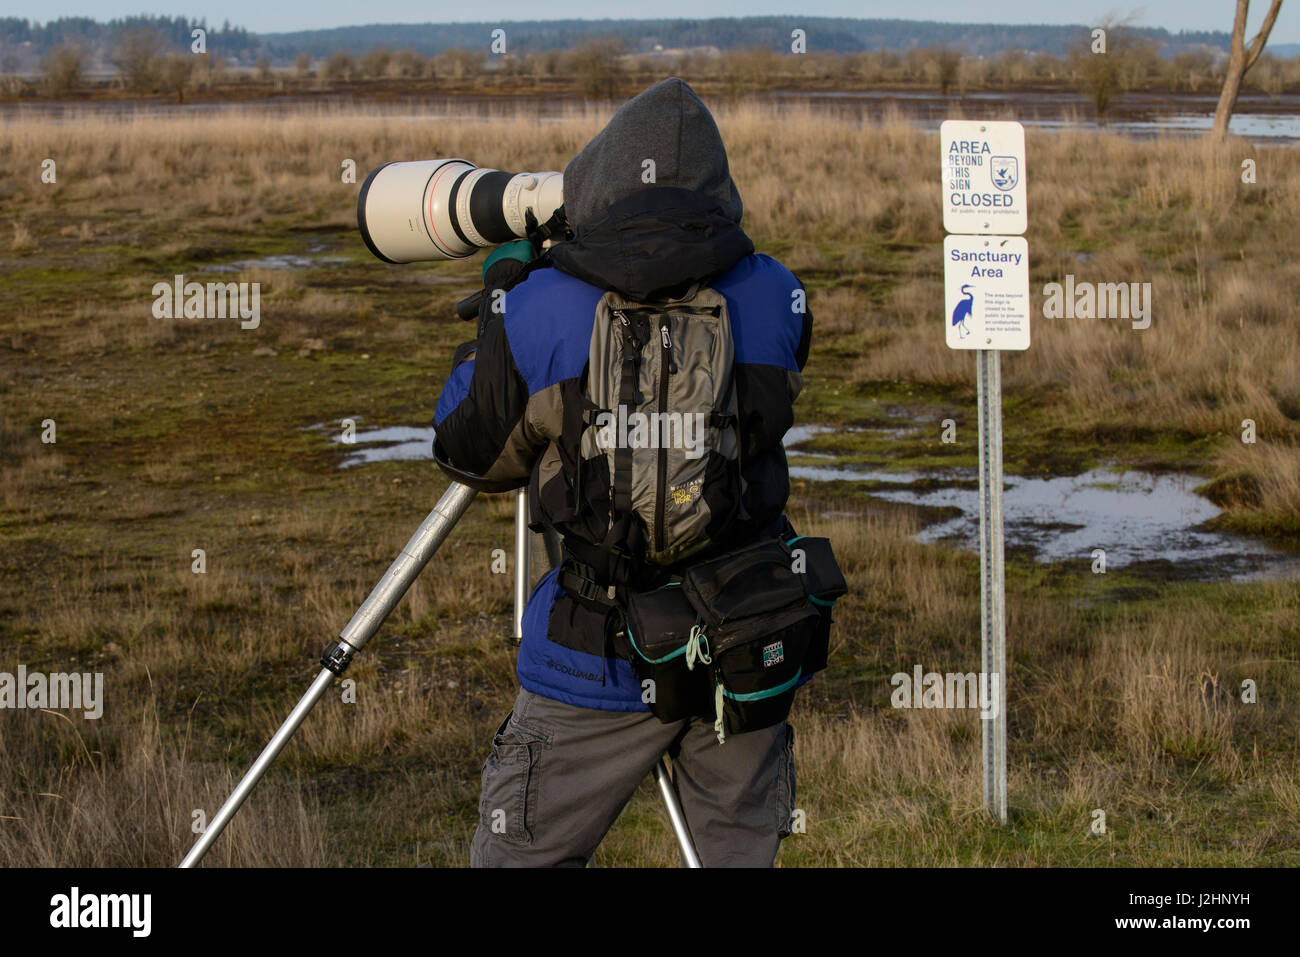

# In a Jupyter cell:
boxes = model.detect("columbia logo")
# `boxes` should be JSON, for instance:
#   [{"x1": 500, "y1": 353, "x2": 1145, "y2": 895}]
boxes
[{"x1": 762, "y1": 641, "x2": 784, "y2": 668}]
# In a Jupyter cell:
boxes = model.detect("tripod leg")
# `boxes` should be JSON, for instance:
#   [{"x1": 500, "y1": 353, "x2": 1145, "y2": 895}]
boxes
[
  {"x1": 653, "y1": 757, "x2": 702, "y2": 868},
  {"x1": 178, "y1": 481, "x2": 478, "y2": 868},
  {"x1": 179, "y1": 667, "x2": 336, "y2": 868},
  {"x1": 513, "y1": 487, "x2": 530, "y2": 640}
]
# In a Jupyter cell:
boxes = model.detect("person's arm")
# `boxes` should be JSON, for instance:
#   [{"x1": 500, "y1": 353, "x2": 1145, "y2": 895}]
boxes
[
  {"x1": 434, "y1": 243, "x2": 549, "y2": 491},
  {"x1": 794, "y1": 274, "x2": 813, "y2": 372},
  {"x1": 434, "y1": 315, "x2": 543, "y2": 492}
]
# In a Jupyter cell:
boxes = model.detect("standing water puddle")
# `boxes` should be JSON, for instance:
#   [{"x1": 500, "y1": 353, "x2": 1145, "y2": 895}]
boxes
[
  {"x1": 314, "y1": 420, "x2": 1300, "y2": 581},
  {"x1": 208, "y1": 242, "x2": 350, "y2": 273},
  {"x1": 209, "y1": 253, "x2": 350, "y2": 272},
  {"x1": 309, "y1": 421, "x2": 437, "y2": 468}
]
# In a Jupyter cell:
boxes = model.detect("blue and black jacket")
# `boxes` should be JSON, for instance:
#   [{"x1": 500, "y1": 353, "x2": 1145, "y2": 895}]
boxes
[{"x1": 434, "y1": 78, "x2": 812, "y2": 711}]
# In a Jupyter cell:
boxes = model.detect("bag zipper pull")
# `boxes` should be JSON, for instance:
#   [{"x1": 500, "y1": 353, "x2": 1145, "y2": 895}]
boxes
[{"x1": 660, "y1": 320, "x2": 677, "y2": 374}]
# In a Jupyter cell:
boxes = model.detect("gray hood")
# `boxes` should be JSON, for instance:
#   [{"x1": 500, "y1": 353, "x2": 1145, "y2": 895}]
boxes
[
  {"x1": 562, "y1": 77, "x2": 743, "y2": 228},
  {"x1": 549, "y1": 78, "x2": 753, "y2": 301}
]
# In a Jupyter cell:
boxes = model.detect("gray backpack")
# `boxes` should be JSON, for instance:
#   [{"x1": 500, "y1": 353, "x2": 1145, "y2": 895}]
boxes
[{"x1": 582, "y1": 285, "x2": 742, "y2": 566}]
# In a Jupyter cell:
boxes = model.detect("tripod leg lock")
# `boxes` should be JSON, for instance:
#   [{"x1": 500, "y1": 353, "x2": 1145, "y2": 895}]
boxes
[{"x1": 320, "y1": 639, "x2": 357, "y2": 677}]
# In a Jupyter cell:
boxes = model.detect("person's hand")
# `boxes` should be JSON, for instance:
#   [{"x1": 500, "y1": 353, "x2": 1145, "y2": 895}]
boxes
[{"x1": 475, "y1": 240, "x2": 534, "y2": 338}]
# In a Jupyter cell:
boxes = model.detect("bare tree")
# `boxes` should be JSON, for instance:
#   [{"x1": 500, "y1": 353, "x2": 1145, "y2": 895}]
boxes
[
  {"x1": 722, "y1": 46, "x2": 778, "y2": 100},
  {"x1": 43, "y1": 44, "x2": 84, "y2": 95},
  {"x1": 360, "y1": 47, "x2": 392, "y2": 79},
  {"x1": 438, "y1": 47, "x2": 484, "y2": 80},
  {"x1": 321, "y1": 51, "x2": 356, "y2": 83},
  {"x1": 391, "y1": 49, "x2": 424, "y2": 78},
  {"x1": 936, "y1": 48, "x2": 962, "y2": 95},
  {"x1": 1072, "y1": 43, "x2": 1119, "y2": 117},
  {"x1": 1212, "y1": 0, "x2": 1285, "y2": 137},
  {"x1": 1171, "y1": 48, "x2": 1216, "y2": 92},
  {"x1": 567, "y1": 39, "x2": 624, "y2": 99},
  {"x1": 113, "y1": 29, "x2": 165, "y2": 93},
  {"x1": 159, "y1": 54, "x2": 193, "y2": 103}
]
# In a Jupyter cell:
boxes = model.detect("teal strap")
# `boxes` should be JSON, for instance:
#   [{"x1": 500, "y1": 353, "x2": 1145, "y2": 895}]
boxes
[
  {"x1": 722, "y1": 668, "x2": 803, "y2": 702},
  {"x1": 626, "y1": 623, "x2": 690, "y2": 665},
  {"x1": 713, "y1": 668, "x2": 804, "y2": 744}
]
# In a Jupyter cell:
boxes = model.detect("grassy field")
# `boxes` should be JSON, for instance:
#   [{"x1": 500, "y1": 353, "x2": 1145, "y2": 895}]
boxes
[{"x1": 1, "y1": 101, "x2": 1297, "y2": 866}]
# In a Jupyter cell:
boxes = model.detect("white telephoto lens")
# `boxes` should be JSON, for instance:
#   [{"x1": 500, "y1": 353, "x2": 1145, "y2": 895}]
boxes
[{"x1": 358, "y1": 159, "x2": 477, "y2": 263}]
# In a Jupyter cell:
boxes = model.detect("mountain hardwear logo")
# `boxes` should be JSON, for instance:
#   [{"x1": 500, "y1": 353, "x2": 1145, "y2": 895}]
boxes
[{"x1": 762, "y1": 641, "x2": 784, "y2": 668}]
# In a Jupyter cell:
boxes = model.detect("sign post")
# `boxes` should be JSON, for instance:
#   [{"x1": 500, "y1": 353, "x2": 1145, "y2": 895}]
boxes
[{"x1": 940, "y1": 120, "x2": 1029, "y2": 824}]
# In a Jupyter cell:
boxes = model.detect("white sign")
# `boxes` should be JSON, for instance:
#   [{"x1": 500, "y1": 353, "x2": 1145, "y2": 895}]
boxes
[
  {"x1": 941, "y1": 120, "x2": 1026, "y2": 235},
  {"x1": 944, "y1": 235, "x2": 1030, "y2": 351}
]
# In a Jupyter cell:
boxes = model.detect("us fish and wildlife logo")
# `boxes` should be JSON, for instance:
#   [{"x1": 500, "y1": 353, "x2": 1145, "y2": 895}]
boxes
[
  {"x1": 990, "y1": 156, "x2": 1018, "y2": 191},
  {"x1": 762, "y1": 641, "x2": 785, "y2": 668}
]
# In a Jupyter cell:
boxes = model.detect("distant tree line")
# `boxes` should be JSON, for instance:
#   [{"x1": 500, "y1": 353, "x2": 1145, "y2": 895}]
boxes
[
  {"x1": 16, "y1": 34, "x2": 1299, "y2": 111},
  {"x1": 0, "y1": 14, "x2": 1249, "y2": 69},
  {"x1": 6, "y1": 17, "x2": 1298, "y2": 111}
]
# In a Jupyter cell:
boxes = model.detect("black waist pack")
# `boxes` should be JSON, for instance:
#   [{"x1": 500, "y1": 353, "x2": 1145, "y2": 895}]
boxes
[
  {"x1": 623, "y1": 581, "x2": 713, "y2": 722},
  {"x1": 784, "y1": 534, "x2": 848, "y2": 674},
  {"x1": 620, "y1": 530, "x2": 846, "y2": 742}
]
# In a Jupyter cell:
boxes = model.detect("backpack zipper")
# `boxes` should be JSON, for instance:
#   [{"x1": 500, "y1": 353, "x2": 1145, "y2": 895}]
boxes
[{"x1": 655, "y1": 316, "x2": 673, "y2": 552}]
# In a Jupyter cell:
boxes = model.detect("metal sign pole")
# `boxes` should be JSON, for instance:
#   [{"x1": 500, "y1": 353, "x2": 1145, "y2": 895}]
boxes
[
  {"x1": 976, "y1": 349, "x2": 1008, "y2": 824},
  {"x1": 943, "y1": 119, "x2": 1025, "y2": 825}
]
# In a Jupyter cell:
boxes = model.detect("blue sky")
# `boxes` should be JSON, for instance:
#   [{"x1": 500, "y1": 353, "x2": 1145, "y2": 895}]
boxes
[{"x1": 9, "y1": 1, "x2": 1300, "y2": 44}]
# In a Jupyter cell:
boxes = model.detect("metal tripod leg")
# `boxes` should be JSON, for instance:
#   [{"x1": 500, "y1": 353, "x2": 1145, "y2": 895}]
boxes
[
  {"x1": 653, "y1": 758, "x2": 702, "y2": 868},
  {"x1": 179, "y1": 479, "x2": 703, "y2": 868},
  {"x1": 179, "y1": 481, "x2": 478, "y2": 868},
  {"x1": 513, "y1": 487, "x2": 530, "y2": 640}
]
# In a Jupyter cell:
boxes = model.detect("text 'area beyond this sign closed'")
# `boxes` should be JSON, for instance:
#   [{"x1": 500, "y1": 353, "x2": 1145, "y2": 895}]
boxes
[{"x1": 941, "y1": 120, "x2": 1027, "y2": 236}]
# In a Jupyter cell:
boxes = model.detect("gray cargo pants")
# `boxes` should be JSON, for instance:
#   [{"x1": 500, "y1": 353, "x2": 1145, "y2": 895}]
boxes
[{"x1": 469, "y1": 687, "x2": 796, "y2": 867}]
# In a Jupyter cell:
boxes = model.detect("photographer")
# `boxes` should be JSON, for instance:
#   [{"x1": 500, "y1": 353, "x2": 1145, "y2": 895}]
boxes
[{"x1": 434, "y1": 77, "x2": 814, "y2": 867}]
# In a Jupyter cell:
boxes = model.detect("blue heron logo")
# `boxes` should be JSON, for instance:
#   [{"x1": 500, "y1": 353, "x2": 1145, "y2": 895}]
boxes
[{"x1": 951, "y1": 284, "x2": 974, "y2": 338}]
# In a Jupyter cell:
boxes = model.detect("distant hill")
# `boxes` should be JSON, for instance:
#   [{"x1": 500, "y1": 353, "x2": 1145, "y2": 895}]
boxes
[
  {"x1": 0, "y1": 14, "x2": 1251, "y2": 71},
  {"x1": 258, "y1": 17, "x2": 1230, "y2": 59}
]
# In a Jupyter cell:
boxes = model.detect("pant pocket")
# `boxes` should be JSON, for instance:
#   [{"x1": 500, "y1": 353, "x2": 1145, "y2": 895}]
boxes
[
  {"x1": 776, "y1": 723, "x2": 797, "y2": 839},
  {"x1": 478, "y1": 709, "x2": 551, "y2": 846}
]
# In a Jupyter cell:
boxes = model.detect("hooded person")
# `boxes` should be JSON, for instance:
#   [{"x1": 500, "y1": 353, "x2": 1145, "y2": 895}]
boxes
[{"x1": 434, "y1": 77, "x2": 814, "y2": 868}]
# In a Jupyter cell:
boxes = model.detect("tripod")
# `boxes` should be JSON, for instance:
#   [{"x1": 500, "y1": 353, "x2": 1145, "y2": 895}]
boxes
[{"x1": 178, "y1": 482, "x2": 702, "y2": 868}]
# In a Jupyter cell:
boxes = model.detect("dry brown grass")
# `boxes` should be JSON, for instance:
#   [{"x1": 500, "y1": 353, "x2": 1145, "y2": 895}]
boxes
[
  {"x1": 0, "y1": 688, "x2": 326, "y2": 867},
  {"x1": 2, "y1": 102, "x2": 1298, "y2": 866},
  {"x1": 2, "y1": 483, "x2": 1295, "y2": 865},
  {"x1": 4, "y1": 104, "x2": 1298, "y2": 454}
]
